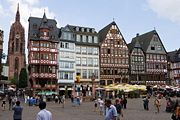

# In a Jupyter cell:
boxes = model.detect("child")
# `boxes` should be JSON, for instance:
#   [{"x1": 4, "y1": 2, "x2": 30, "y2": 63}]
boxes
[
  {"x1": 94, "y1": 99, "x2": 98, "y2": 112},
  {"x1": 2, "y1": 98, "x2": 6, "y2": 111}
]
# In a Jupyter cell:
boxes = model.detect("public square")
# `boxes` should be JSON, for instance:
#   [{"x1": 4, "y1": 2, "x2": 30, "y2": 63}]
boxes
[{"x1": 0, "y1": 97, "x2": 172, "y2": 120}]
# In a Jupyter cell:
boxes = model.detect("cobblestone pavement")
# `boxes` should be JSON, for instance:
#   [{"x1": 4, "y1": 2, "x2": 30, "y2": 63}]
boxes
[{"x1": 0, "y1": 97, "x2": 173, "y2": 120}]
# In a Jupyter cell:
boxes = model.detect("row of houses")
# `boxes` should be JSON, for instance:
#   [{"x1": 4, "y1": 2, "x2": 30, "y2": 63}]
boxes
[
  {"x1": 1, "y1": 6, "x2": 179, "y2": 94},
  {"x1": 27, "y1": 13, "x2": 180, "y2": 93}
]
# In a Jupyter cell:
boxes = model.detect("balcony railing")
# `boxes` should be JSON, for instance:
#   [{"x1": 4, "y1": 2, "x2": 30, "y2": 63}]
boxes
[{"x1": 32, "y1": 73, "x2": 56, "y2": 78}]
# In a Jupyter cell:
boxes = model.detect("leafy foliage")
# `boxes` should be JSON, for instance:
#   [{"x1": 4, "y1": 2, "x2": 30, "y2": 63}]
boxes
[
  {"x1": 19, "y1": 68, "x2": 28, "y2": 88},
  {"x1": 10, "y1": 78, "x2": 19, "y2": 88}
]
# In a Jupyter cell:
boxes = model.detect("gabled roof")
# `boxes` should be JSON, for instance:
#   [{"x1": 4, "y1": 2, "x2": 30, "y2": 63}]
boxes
[
  {"x1": 128, "y1": 39, "x2": 143, "y2": 53},
  {"x1": 61, "y1": 24, "x2": 74, "y2": 33},
  {"x1": 175, "y1": 48, "x2": 180, "y2": 62},
  {"x1": 168, "y1": 48, "x2": 180, "y2": 62},
  {"x1": 168, "y1": 51, "x2": 177, "y2": 62},
  {"x1": 98, "y1": 21, "x2": 116, "y2": 43},
  {"x1": 132, "y1": 30, "x2": 156, "y2": 52}
]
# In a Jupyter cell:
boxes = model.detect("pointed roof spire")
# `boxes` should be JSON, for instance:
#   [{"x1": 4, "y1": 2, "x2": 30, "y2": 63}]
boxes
[
  {"x1": 42, "y1": 11, "x2": 48, "y2": 22},
  {"x1": 40, "y1": 11, "x2": 48, "y2": 29},
  {"x1": 15, "y1": 3, "x2": 20, "y2": 22}
]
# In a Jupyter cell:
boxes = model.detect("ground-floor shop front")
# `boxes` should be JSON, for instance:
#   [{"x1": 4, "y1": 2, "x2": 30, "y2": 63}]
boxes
[
  {"x1": 28, "y1": 78, "x2": 58, "y2": 96},
  {"x1": 100, "y1": 75, "x2": 129, "y2": 86}
]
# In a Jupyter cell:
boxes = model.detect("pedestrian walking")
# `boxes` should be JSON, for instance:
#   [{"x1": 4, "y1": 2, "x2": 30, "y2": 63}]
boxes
[
  {"x1": 143, "y1": 97, "x2": 149, "y2": 110},
  {"x1": 61, "y1": 95, "x2": 65, "y2": 108},
  {"x1": 9, "y1": 96, "x2": 12, "y2": 111},
  {"x1": 94, "y1": 99, "x2": 98, "y2": 112},
  {"x1": 114, "y1": 99, "x2": 124, "y2": 120},
  {"x1": 105, "y1": 99, "x2": 117, "y2": 120},
  {"x1": 2, "y1": 98, "x2": 6, "y2": 111},
  {"x1": 12, "y1": 101, "x2": 23, "y2": 120},
  {"x1": 24, "y1": 96, "x2": 27, "y2": 104},
  {"x1": 36, "y1": 101, "x2": 52, "y2": 120},
  {"x1": 123, "y1": 97, "x2": 127, "y2": 109},
  {"x1": 77, "y1": 96, "x2": 80, "y2": 106},
  {"x1": 55, "y1": 96, "x2": 58, "y2": 103},
  {"x1": 104, "y1": 99, "x2": 107, "y2": 116},
  {"x1": 120, "y1": 98, "x2": 124, "y2": 107},
  {"x1": 171, "y1": 101, "x2": 180, "y2": 120},
  {"x1": 71, "y1": 95, "x2": 75, "y2": 107},
  {"x1": 154, "y1": 97, "x2": 162, "y2": 113},
  {"x1": 98, "y1": 98, "x2": 104, "y2": 115},
  {"x1": 145, "y1": 97, "x2": 149, "y2": 110}
]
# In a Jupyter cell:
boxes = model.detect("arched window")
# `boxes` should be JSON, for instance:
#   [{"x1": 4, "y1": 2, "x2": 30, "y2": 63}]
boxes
[
  {"x1": 20, "y1": 43, "x2": 23, "y2": 54},
  {"x1": 16, "y1": 38, "x2": 19, "y2": 51},
  {"x1": 12, "y1": 42, "x2": 14, "y2": 53},
  {"x1": 14, "y1": 72, "x2": 18, "y2": 80},
  {"x1": 15, "y1": 57, "x2": 19, "y2": 70}
]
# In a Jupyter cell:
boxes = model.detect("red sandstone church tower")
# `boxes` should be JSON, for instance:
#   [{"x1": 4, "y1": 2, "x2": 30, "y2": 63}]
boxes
[{"x1": 7, "y1": 4, "x2": 26, "y2": 80}]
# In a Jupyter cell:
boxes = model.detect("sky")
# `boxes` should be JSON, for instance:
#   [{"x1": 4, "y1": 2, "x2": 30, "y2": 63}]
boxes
[{"x1": 0, "y1": 0, "x2": 180, "y2": 63}]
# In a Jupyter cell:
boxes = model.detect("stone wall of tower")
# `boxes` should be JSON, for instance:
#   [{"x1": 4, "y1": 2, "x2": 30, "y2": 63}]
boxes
[
  {"x1": 0, "y1": 30, "x2": 3, "y2": 76},
  {"x1": 7, "y1": 5, "x2": 26, "y2": 80}
]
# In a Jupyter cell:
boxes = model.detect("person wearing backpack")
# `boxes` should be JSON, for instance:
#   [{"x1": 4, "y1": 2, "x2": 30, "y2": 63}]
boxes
[{"x1": 114, "y1": 99, "x2": 124, "y2": 120}]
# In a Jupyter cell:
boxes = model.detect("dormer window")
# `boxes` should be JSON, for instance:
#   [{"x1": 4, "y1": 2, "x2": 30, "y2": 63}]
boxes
[
  {"x1": 151, "y1": 45, "x2": 155, "y2": 50},
  {"x1": 41, "y1": 32, "x2": 43, "y2": 36},
  {"x1": 87, "y1": 28, "x2": 89, "y2": 32},
  {"x1": 81, "y1": 28, "x2": 84, "y2": 32},
  {"x1": 76, "y1": 27, "x2": 79, "y2": 32},
  {"x1": 33, "y1": 24, "x2": 37, "y2": 29},
  {"x1": 44, "y1": 31, "x2": 47, "y2": 36},
  {"x1": 92, "y1": 29, "x2": 95, "y2": 33}
]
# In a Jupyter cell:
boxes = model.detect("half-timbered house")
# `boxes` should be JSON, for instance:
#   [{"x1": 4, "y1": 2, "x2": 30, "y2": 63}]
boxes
[
  {"x1": 98, "y1": 21, "x2": 129, "y2": 86},
  {"x1": 28, "y1": 13, "x2": 59, "y2": 92},
  {"x1": 131, "y1": 30, "x2": 167, "y2": 85}
]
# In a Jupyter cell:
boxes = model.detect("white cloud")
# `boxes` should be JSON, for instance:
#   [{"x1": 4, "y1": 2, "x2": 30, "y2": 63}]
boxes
[
  {"x1": 0, "y1": 4, "x2": 3, "y2": 14},
  {"x1": 147, "y1": 0, "x2": 180, "y2": 25},
  {"x1": 24, "y1": 0, "x2": 39, "y2": 5}
]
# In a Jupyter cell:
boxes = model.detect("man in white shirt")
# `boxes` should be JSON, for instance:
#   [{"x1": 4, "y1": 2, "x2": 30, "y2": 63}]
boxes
[
  {"x1": 37, "y1": 101, "x2": 52, "y2": 120},
  {"x1": 105, "y1": 99, "x2": 117, "y2": 120}
]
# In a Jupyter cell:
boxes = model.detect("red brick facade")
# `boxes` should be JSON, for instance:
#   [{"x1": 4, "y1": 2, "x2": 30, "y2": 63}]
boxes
[{"x1": 7, "y1": 5, "x2": 26, "y2": 80}]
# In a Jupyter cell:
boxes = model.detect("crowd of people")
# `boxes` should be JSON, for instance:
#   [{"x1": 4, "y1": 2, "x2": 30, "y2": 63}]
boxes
[
  {"x1": 93, "y1": 97, "x2": 126, "y2": 120},
  {"x1": 1, "y1": 92, "x2": 180, "y2": 120}
]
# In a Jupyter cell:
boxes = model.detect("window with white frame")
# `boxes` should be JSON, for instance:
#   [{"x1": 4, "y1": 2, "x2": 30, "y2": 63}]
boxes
[
  {"x1": 94, "y1": 36, "x2": 98, "y2": 43},
  {"x1": 76, "y1": 46, "x2": 81, "y2": 54},
  {"x1": 94, "y1": 58, "x2": 98, "y2": 66},
  {"x1": 82, "y1": 47, "x2": 87, "y2": 54},
  {"x1": 88, "y1": 36, "x2": 92, "y2": 43},
  {"x1": 88, "y1": 58, "x2": 93, "y2": 66},
  {"x1": 94, "y1": 69, "x2": 98, "y2": 79},
  {"x1": 82, "y1": 57, "x2": 87, "y2": 66},
  {"x1": 88, "y1": 70, "x2": 93, "y2": 79},
  {"x1": 76, "y1": 35, "x2": 80, "y2": 42},
  {"x1": 52, "y1": 66, "x2": 56, "y2": 73},
  {"x1": 60, "y1": 72, "x2": 63, "y2": 79},
  {"x1": 76, "y1": 57, "x2": 81, "y2": 65},
  {"x1": 82, "y1": 69, "x2": 87, "y2": 79},
  {"x1": 82, "y1": 35, "x2": 86, "y2": 42},
  {"x1": 69, "y1": 73, "x2": 73, "y2": 79},
  {"x1": 88, "y1": 47, "x2": 92, "y2": 54},
  {"x1": 93, "y1": 48, "x2": 98, "y2": 55}
]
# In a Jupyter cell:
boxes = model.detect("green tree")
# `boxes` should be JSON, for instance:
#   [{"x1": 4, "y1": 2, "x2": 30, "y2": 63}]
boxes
[
  {"x1": 19, "y1": 68, "x2": 28, "y2": 88},
  {"x1": 10, "y1": 78, "x2": 19, "y2": 88}
]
